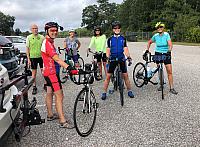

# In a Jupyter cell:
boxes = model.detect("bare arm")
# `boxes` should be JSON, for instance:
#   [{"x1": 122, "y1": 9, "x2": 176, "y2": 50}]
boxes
[
  {"x1": 106, "y1": 48, "x2": 110, "y2": 59},
  {"x1": 52, "y1": 54, "x2": 69, "y2": 69},
  {"x1": 77, "y1": 40, "x2": 81, "y2": 50},
  {"x1": 147, "y1": 39, "x2": 153, "y2": 51},
  {"x1": 124, "y1": 47, "x2": 131, "y2": 57},
  {"x1": 63, "y1": 40, "x2": 67, "y2": 49},
  {"x1": 168, "y1": 40, "x2": 173, "y2": 51}
]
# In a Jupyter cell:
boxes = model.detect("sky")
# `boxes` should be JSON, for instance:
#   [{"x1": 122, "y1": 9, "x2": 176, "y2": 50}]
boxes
[{"x1": 0, "y1": 0, "x2": 123, "y2": 32}]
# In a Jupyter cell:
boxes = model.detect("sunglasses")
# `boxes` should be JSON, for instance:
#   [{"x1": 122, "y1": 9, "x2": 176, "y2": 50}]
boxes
[
  {"x1": 95, "y1": 29, "x2": 100, "y2": 31},
  {"x1": 32, "y1": 28, "x2": 38, "y2": 29},
  {"x1": 113, "y1": 27, "x2": 120, "y2": 30},
  {"x1": 49, "y1": 29, "x2": 58, "y2": 32},
  {"x1": 157, "y1": 26, "x2": 164, "y2": 29}
]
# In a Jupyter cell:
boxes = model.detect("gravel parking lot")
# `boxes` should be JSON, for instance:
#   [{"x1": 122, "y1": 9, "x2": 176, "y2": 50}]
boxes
[{"x1": 6, "y1": 38, "x2": 200, "y2": 147}]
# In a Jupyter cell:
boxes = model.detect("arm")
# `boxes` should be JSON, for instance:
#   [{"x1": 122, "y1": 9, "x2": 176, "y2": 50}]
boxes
[
  {"x1": 100, "y1": 35, "x2": 107, "y2": 53},
  {"x1": 123, "y1": 38, "x2": 131, "y2": 57},
  {"x1": 52, "y1": 54, "x2": 69, "y2": 69},
  {"x1": 88, "y1": 36, "x2": 94, "y2": 49},
  {"x1": 26, "y1": 36, "x2": 31, "y2": 65},
  {"x1": 106, "y1": 47, "x2": 110, "y2": 59},
  {"x1": 77, "y1": 40, "x2": 81, "y2": 50},
  {"x1": 147, "y1": 39, "x2": 153, "y2": 51}
]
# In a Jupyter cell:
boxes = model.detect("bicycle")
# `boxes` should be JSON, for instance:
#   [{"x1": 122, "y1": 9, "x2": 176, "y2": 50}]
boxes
[
  {"x1": 0, "y1": 55, "x2": 45, "y2": 142},
  {"x1": 133, "y1": 51, "x2": 170, "y2": 100},
  {"x1": 109, "y1": 57, "x2": 132, "y2": 106},
  {"x1": 69, "y1": 67, "x2": 98, "y2": 137},
  {"x1": 58, "y1": 47, "x2": 84, "y2": 83},
  {"x1": 86, "y1": 50, "x2": 102, "y2": 81}
]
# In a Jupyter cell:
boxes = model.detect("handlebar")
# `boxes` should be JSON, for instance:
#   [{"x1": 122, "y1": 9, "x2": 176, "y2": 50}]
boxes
[
  {"x1": 87, "y1": 49, "x2": 103, "y2": 57},
  {"x1": 143, "y1": 51, "x2": 171, "y2": 63},
  {"x1": 108, "y1": 57, "x2": 132, "y2": 66}
]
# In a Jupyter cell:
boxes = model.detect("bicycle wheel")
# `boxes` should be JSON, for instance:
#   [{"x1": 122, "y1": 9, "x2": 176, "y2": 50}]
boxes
[
  {"x1": 159, "y1": 65, "x2": 164, "y2": 100},
  {"x1": 77, "y1": 57, "x2": 84, "y2": 69},
  {"x1": 73, "y1": 88, "x2": 97, "y2": 137},
  {"x1": 118, "y1": 71, "x2": 124, "y2": 106},
  {"x1": 93, "y1": 62, "x2": 101, "y2": 81},
  {"x1": 133, "y1": 62, "x2": 147, "y2": 87}
]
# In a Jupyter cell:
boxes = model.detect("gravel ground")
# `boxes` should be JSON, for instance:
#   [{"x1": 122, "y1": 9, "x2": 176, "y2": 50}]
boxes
[{"x1": 6, "y1": 38, "x2": 200, "y2": 147}]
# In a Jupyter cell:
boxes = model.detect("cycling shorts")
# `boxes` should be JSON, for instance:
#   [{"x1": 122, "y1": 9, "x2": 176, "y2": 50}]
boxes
[
  {"x1": 107, "y1": 60, "x2": 127, "y2": 73},
  {"x1": 155, "y1": 52, "x2": 171, "y2": 65},
  {"x1": 44, "y1": 74, "x2": 62, "y2": 92},
  {"x1": 96, "y1": 53, "x2": 107, "y2": 63},
  {"x1": 30, "y1": 57, "x2": 43, "y2": 69}
]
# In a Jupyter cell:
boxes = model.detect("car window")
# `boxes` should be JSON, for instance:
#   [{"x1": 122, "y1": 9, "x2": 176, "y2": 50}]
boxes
[
  {"x1": 0, "y1": 35, "x2": 11, "y2": 45},
  {"x1": 12, "y1": 37, "x2": 25, "y2": 43}
]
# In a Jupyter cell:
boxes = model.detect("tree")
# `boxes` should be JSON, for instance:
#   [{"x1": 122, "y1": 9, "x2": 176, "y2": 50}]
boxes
[
  {"x1": 15, "y1": 28, "x2": 22, "y2": 36},
  {"x1": 0, "y1": 11, "x2": 15, "y2": 35}
]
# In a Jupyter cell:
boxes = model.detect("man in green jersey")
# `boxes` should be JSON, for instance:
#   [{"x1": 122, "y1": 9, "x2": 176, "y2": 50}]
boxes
[{"x1": 26, "y1": 24, "x2": 44, "y2": 95}]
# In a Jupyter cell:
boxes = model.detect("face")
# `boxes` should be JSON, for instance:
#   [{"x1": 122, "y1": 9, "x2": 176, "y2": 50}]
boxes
[
  {"x1": 95, "y1": 29, "x2": 100, "y2": 35},
  {"x1": 157, "y1": 26, "x2": 164, "y2": 33},
  {"x1": 113, "y1": 26, "x2": 121, "y2": 34},
  {"x1": 48, "y1": 27, "x2": 58, "y2": 39},
  {"x1": 31, "y1": 24, "x2": 38, "y2": 35},
  {"x1": 69, "y1": 31, "x2": 75, "y2": 37}
]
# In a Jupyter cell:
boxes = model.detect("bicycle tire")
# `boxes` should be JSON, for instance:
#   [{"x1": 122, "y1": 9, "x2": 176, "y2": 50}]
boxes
[
  {"x1": 118, "y1": 71, "x2": 124, "y2": 106},
  {"x1": 133, "y1": 62, "x2": 147, "y2": 87},
  {"x1": 159, "y1": 65, "x2": 164, "y2": 100},
  {"x1": 73, "y1": 88, "x2": 97, "y2": 137},
  {"x1": 77, "y1": 57, "x2": 84, "y2": 69},
  {"x1": 93, "y1": 62, "x2": 101, "y2": 81}
]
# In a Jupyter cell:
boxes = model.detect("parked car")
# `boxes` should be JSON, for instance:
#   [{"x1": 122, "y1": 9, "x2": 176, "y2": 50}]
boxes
[
  {"x1": 0, "y1": 64, "x2": 19, "y2": 146},
  {"x1": 5, "y1": 36, "x2": 26, "y2": 54},
  {"x1": 0, "y1": 35, "x2": 21, "y2": 79}
]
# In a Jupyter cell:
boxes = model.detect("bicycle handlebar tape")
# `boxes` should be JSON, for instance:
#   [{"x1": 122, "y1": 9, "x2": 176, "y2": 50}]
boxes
[{"x1": 70, "y1": 70, "x2": 79, "y2": 75}]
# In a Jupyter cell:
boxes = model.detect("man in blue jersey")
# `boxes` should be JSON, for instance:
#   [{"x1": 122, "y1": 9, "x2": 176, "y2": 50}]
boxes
[{"x1": 101, "y1": 21, "x2": 134, "y2": 100}]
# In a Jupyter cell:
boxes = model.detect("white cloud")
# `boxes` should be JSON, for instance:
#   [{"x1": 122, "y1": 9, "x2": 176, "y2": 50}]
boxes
[{"x1": 0, "y1": 0, "x2": 123, "y2": 32}]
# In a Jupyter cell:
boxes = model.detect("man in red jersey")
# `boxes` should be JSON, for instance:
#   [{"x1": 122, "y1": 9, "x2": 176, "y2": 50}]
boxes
[{"x1": 41, "y1": 22, "x2": 77, "y2": 128}]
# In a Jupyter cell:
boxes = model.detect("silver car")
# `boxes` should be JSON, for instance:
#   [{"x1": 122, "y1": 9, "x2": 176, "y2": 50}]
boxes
[{"x1": 5, "y1": 36, "x2": 26, "y2": 54}]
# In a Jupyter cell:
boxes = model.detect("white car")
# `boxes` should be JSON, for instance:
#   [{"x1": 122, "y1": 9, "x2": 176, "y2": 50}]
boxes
[
  {"x1": 5, "y1": 36, "x2": 26, "y2": 54},
  {"x1": 0, "y1": 64, "x2": 19, "y2": 145}
]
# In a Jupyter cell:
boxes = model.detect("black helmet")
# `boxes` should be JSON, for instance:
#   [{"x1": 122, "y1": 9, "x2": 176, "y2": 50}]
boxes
[
  {"x1": 94, "y1": 26, "x2": 101, "y2": 31},
  {"x1": 44, "y1": 22, "x2": 64, "y2": 32},
  {"x1": 112, "y1": 21, "x2": 121, "y2": 29}
]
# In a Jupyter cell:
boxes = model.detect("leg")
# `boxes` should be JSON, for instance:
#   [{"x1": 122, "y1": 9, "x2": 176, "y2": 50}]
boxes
[
  {"x1": 45, "y1": 86, "x2": 54, "y2": 117},
  {"x1": 123, "y1": 73, "x2": 131, "y2": 91},
  {"x1": 103, "y1": 62, "x2": 107, "y2": 76},
  {"x1": 165, "y1": 64, "x2": 173, "y2": 89},
  {"x1": 54, "y1": 90, "x2": 66, "y2": 123},
  {"x1": 103, "y1": 73, "x2": 112, "y2": 93},
  {"x1": 98, "y1": 62, "x2": 102, "y2": 76},
  {"x1": 32, "y1": 69, "x2": 37, "y2": 86}
]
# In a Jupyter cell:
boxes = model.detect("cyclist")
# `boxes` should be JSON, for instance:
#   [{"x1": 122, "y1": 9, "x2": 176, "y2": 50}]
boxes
[
  {"x1": 146, "y1": 22, "x2": 178, "y2": 95},
  {"x1": 88, "y1": 26, "x2": 107, "y2": 78},
  {"x1": 64, "y1": 29, "x2": 81, "y2": 68},
  {"x1": 41, "y1": 22, "x2": 77, "y2": 128},
  {"x1": 26, "y1": 24, "x2": 45, "y2": 95},
  {"x1": 101, "y1": 21, "x2": 134, "y2": 100}
]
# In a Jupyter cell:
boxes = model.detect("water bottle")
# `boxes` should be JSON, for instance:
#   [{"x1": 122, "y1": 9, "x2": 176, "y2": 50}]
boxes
[
  {"x1": 151, "y1": 67, "x2": 157, "y2": 74},
  {"x1": 147, "y1": 65, "x2": 151, "y2": 78}
]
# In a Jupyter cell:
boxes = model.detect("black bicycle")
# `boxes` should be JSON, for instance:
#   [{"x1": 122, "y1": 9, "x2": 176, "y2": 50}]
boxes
[
  {"x1": 133, "y1": 51, "x2": 170, "y2": 100},
  {"x1": 0, "y1": 55, "x2": 44, "y2": 142},
  {"x1": 109, "y1": 58, "x2": 132, "y2": 106},
  {"x1": 86, "y1": 50, "x2": 102, "y2": 81},
  {"x1": 69, "y1": 66, "x2": 98, "y2": 137},
  {"x1": 58, "y1": 47, "x2": 84, "y2": 83}
]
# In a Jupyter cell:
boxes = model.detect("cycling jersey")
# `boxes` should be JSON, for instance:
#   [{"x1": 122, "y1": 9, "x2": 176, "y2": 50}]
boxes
[
  {"x1": 26, "y1": 34, "x2": 44, "y2": 58},
  {"x1": 88, "y1": 34, "x2": 106, "y2": 53},
  {"x1": 41, "y1": 38, "x2": 58, "y2": 76},
  {"x1": 151, "y1": 32, "x2": 171, "y2": 53},
  {"x1": 107, "y1": 35, "x2": 127, "y2": 59},
  {"x1": 65, "y1": 37, "x2": 80, "y2": 56}
]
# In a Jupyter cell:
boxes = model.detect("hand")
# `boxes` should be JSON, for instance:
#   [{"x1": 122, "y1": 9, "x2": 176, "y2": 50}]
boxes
[
  {"x1": 66, "y1": 65, "x2": 78, "y2": 75},
  {"x1": 27, "y1": 59, "x2": 31, "y2": 68},
  {"x1": 143, "y1": 50, "x2": 149, "y2": 61},
  {"x1": 127, "y1": 56, "x2": 132, "y2": 66}
]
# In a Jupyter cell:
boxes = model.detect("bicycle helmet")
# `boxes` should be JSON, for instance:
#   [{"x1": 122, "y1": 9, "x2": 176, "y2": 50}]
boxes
[
  {"x1": 69, "y1": 29, "x2": 75, "y2": 33},
  {"x1": 45, "y1": 22, "x2": 59, "y2": 32},
  {"x1": 112, "y1": 21, "x2": 121, "y2": 29},
  {"x1": 155, "y1": 22, "x2": 165, "y2": 29}
]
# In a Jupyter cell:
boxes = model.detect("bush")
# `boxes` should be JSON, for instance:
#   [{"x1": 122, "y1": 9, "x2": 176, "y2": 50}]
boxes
[{"x1": 186, "y1": 26, "x2": 200, "y2": 43}]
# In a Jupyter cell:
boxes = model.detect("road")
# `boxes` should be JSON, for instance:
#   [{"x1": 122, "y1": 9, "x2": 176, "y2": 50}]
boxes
[{"x1": 6, "y1": 38, "x2": 200, "y2": 147}]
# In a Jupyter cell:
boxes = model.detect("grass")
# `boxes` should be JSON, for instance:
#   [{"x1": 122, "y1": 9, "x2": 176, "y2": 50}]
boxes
[{"x1": 172, "y1": 42, "x2": 200, "y2": 46}]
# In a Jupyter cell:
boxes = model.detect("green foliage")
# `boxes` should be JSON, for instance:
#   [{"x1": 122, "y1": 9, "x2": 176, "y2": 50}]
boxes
[
  {"x1": 186, "y1": 26, "x2": 200, "y2": 43},
  {"x1": 0, "y1": 11, "x2": 15, "y2": 35}
]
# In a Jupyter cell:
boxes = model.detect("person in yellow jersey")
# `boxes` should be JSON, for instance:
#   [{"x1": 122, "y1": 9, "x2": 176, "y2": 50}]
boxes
[
  {"x1": 88, "y1": 26, "x2": 107, "y2": 78},
  {"x1": 26, "y1": 24, "x2": 45, "y2": 95}
]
